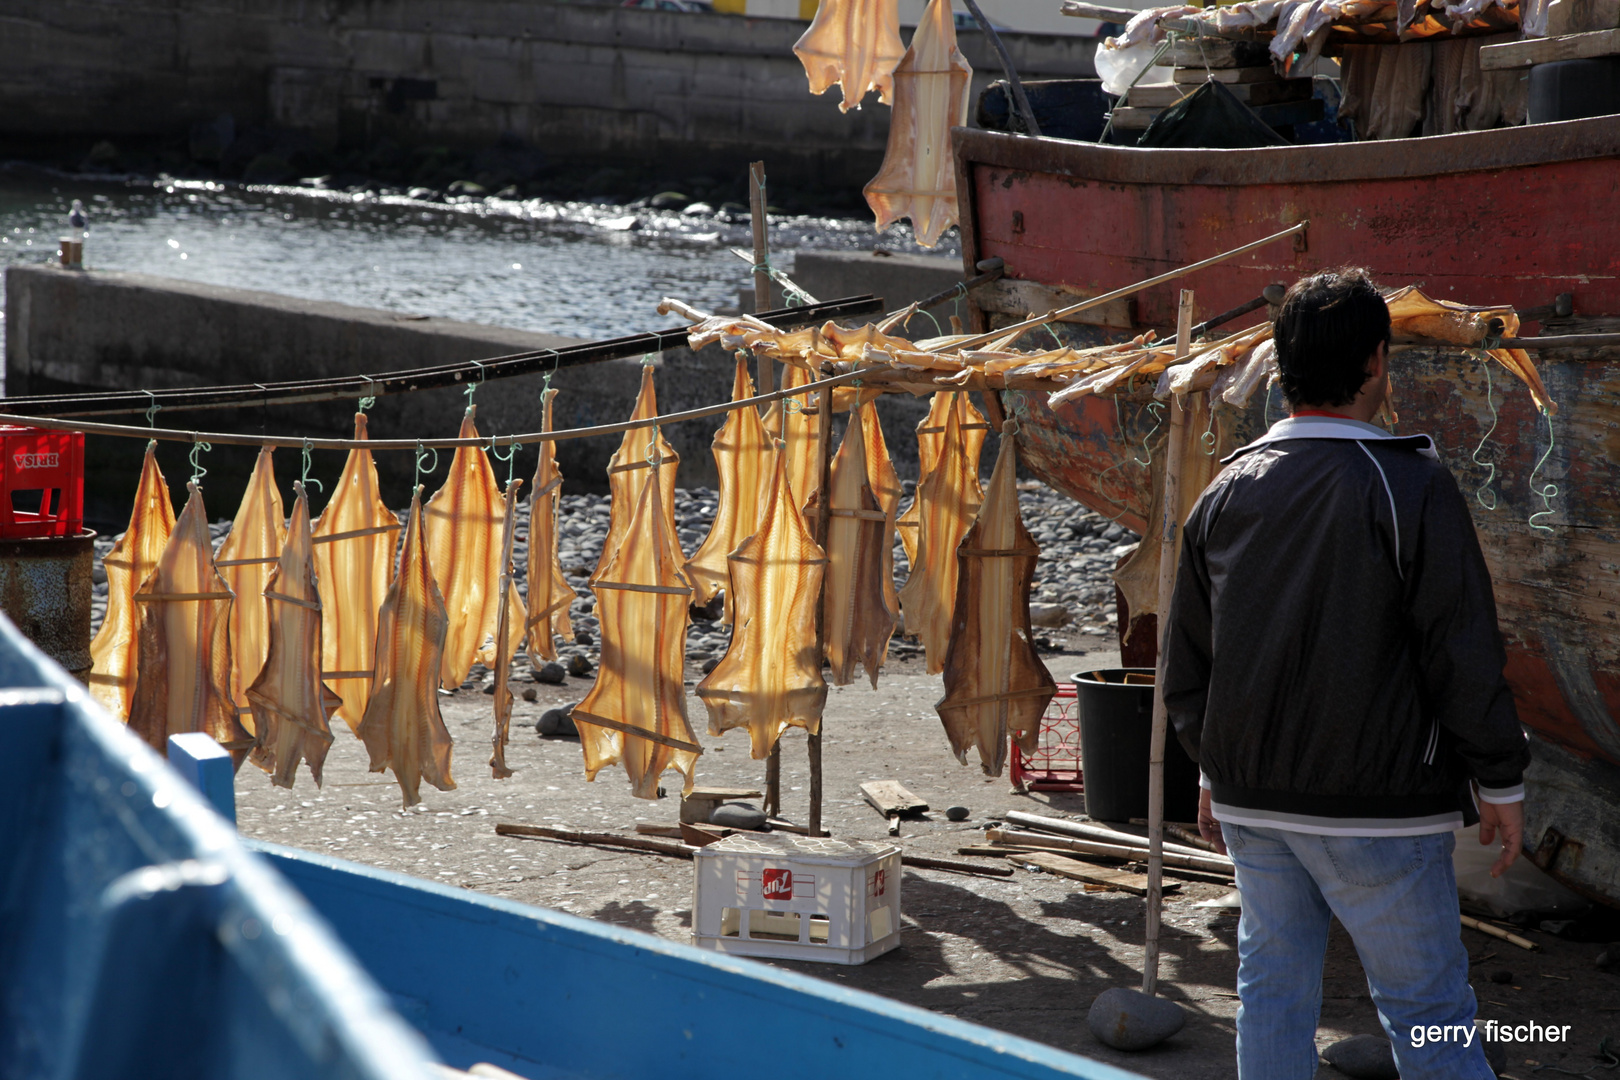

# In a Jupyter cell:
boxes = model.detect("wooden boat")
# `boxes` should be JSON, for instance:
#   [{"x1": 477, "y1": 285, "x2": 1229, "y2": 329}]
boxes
[
  {"x1": 0, "y1": 612, "x2": 1141, "y2": 1079},
  {"x1": 951, "y1": 116, "x2": 1620, "y2": 909}
]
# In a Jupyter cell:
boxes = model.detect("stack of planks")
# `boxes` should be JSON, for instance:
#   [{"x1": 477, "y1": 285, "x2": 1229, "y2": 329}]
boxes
[
  {"x1": 958, "y1": 810, "x2": 1236, "y2": 895},
  {"x1": 1110, "y1": 38, "x2": 1321, "y2": 132}
]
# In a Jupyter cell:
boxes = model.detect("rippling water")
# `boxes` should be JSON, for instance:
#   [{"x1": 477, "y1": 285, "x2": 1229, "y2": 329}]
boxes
[{"x1": 0, "y1": 174, "x2": 961, "y2": 343}]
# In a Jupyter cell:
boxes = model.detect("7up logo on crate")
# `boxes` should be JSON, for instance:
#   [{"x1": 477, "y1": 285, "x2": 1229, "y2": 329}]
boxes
[
  {"x1": 761, "y1": 868, "x2": 793, "y2": 900},
  {"x1": 12, "y1": 451, "x2": 58, "y2": 471}
]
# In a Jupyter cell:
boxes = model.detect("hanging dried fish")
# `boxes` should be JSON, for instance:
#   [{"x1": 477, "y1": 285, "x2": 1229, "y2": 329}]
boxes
[
  {"x1": 815, "y1": 406, "x2": 897, "y2": 687},
  {"x1": 576, "y1": 461, "x2": 700, "y2": 799},
  {"x1": 936, "y1": 429, "x2": 1056, "y2": 776},
  {"x1": 762, "y1": 362, "x2": 822, "y2": 506},
  {"x1": 792, "y1": 0, "x2": 906, "y2": 111},
  {"x1": 897, "y1": 391, "x2": 987, "y2": 568},
  {"x1": 247, "y1": 484, "x2": 339, "y2": 788},
  {"x1": 593, "y1": 365, "x2": 681, "y2": 583},
  {"x1": 697, "y1": 453, "x2": 828, "y2": 757},
  {"x1": 89, "y1": 442, "x2": 176, "y2": 720},
  {"x1": 897, "y1": 401, "x2": 984, "y2": 673},
  {"x1": 491, "y1": 479, "x2": 525, "y2": 780},
  {"x1": 423, "y1": 406, "x2": 506, "y2": 689},
  {"x1": 859, "y1": 399, "x2": 904, "y2": 616},
  {"x1": 863, "y1": 0, "x2": 972, "y2": 249},
  {"x1": 358, "y1": 487, "x2": 457, "y2": 809},
  {"x1": 312, "y1": 413, "x2": 401, "y2": 733},
  {"x1": 216, "y1": 447, "x2": 286, "y2": 726},
  {"x1": 524, "y1": 389, "x2": 574, "y2": 667},
  {"x1": 128, "y1": 482, "x2": 253, "y2": 765},
  {"x1": 686, "y1": 356, "x2": 778, "y2": 624}
]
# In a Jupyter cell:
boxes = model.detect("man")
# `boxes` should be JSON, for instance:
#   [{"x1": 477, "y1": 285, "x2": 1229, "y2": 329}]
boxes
[{"x1": 1161, "y1": 268, "x2": 1531, "y2": 1080}]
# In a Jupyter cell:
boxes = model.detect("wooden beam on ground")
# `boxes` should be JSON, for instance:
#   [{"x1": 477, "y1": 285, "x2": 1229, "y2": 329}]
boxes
[{"x1": 1007, "y1": 851, "x2": 1182, "y2": 896}]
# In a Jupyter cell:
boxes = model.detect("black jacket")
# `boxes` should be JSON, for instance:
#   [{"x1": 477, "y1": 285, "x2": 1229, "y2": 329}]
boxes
[{"x1": 1162, "y1": 416, "x2": 1529, "y2": 834}]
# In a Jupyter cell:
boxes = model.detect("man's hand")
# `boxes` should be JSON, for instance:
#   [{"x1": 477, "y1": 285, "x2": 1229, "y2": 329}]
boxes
[
  {"x1": 1478, "y1": 799, "x2": 1523, "y2": 878},
  {"x1": 1198, "y1": 788, "x2": 1227, "y2": 855}
]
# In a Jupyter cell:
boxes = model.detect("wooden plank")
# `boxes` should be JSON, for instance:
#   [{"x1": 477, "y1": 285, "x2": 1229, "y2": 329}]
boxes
[
  {"x1": 633, "y1": 823, "x2": 685, "y2": 839},
  {"x1": 496, "y1": 823, "x2": 697, "y2": 859},
  {"x1": 1164, "y1": 38, "x2": 1274, "y2": 68},
  {"x1": 1107, "y1": 105, "x2": 1161, "y2": 129},
  {"x1": 860, "y1": 781, "x2": 928, "y2": 815},
  {"x1": 1006, "y1": 851, "x2": 1181, "y2": 895},
  {"x1": 1131, "y1": 80, "x2": 1307, "y2": 107},
  {"x1": 1173, "y1": 64, "x2": 1284, "y2": 84},
  {"x1": 1126, "y1": 84, "x2": 1196, "y2": 109},
  {"x1": 1480, "y1": 27, "x2": 1620, "y2": 69},
  {"x1": 680, "y1": 822, "x2": 735, "y2": 846},
  {"x1": 975, "y1": 278, "x2": 1135, "y2": 329},
  {"x1": 901, "y1": 854, "x2": 1016, "y2": 877}
]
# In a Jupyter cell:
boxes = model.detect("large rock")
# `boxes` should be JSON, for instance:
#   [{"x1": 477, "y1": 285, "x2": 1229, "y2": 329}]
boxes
[
  {"x1": 538, "y1": 705, "x2": 578, "y2": 737},
  {"x1": 1086, "y1": 987, "x2": 1185, "y2": 1051},
  {"x1": 1321, "y1": 1034, "x2": 1398, "y2": 1080},
  {"x1": 710, "y1": 803, "x2": 768, "y2": 830},
  {"x1": 534, "y1": 661, "x2": 567, "y2": 685}
]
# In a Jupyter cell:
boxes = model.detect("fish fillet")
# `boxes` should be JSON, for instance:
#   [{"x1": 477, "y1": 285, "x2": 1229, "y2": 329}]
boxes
[
  {"x1": 358, "y1": 488, "x2": 456, "y2": 809},
  {"x1": 593, "y1": 365, "x2": 682, "y2": 583},
  {"x1": 860, "y1": 400, "x2": 905, "y2": 617},
  {"x1": 246, "y1": 484, "x2": 339, "y2": 788},
  {"x1": 897, "y1": 392, "x2": 986, "y2": 567},
  {"x1": 863, "y1": 0, "x2": 972, "y2": 248},
  {"x1": 576, "y1": 464, "x2": 701, "y2": 799},
  {"x1": 686, "y1": 356, "x2": 778, "y2": 624},
  {"x1": 936, "y1": 433, "x2": 1056, "y2": 776},
  {"x1": 815, "y1": 407, "x2": 897, "y2": 688},
  {"x1": 216, "y1": 447, "x2": 286, "y2": 728},
  {"x1": 524, "y1": 390, "x2": 573, "y2": 666},
  {"x1": 127, "y1": 483, "x2": 254, "y2": 765},
  {"x1": 491, "y1": 479, "x2": 525, "y2": 780},
  {"x1": 423, "y1": 407, "x2": 506, "y2": 689},
  {"x1": 312, "y1": 413, "x2": 401, "y2": 732},
  {"x1": 88, "y1": 442, "x2": 175, "y2": 720},
  {"x1": 792, "y1": 0, "x2": 906, "y2": 111},
  {"x1": 697, "y1": 453, "x2": 828, "y2": 757},
  {"x1": 896, "y1": 400, "x2": 984, "y2": 673},
  {"x1": 761, "y1": 363, "x2": 822, "y2": 506}
]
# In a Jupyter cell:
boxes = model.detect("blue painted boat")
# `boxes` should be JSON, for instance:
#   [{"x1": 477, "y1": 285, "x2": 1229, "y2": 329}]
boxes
[{"x1": 0, "y1": 612, "x2": 1143, "y2": 1080}]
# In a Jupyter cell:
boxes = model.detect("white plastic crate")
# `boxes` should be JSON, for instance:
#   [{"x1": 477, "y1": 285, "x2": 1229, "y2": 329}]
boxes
[{"x1": 692, "y1": 833, "x2": 901, "y2": 965}]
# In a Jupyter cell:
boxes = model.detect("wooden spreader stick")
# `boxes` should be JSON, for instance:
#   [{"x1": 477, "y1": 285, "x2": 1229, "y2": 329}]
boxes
[
  {"x1": 750, "y1": 159, "x2": 783, "y2": 820},
  {"x1": 808, "y1": 359, "x2": 837, "y2": 837},
  {"x1": 1142, "y1": 289, "x2": 1195, "y2": 997}
]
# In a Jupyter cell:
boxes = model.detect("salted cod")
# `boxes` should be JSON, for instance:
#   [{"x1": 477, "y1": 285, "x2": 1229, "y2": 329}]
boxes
[
  {"x1": 592, "y1": 365, "x2": 682, "y2": 583},
  {"x1": 575, "y1": 462, "x2": 701, "y2": 799},
  {"x1": 792, "y1": 0, "x2": 906, "y2": 111},
  {"x1": 490, "y1": 479, "x2": 526, "y2": 779},
  {"x1": 697, "y1": 452, "x2": 829, "y2": 757},
  {"x1": 815, "y1": 405, "x2": 897, "y2": 687},
  {"x1": 423, "y1": 406, "x2": 508, "y2": 689},
  {"x1": 762, "y1": 363, "x2": 821, "y2": 506},
  {"x1": 863, "y1": 0, "x2": 972, "y2": 248},
  {"x1": 216, "y1": 447, "x2": 286, "y2": 726},
  {"x1": 936, "y1": 430, "x2": 1055, "y2": 776},
  {"x1": 524, "y1": 389, "x2": 573, "y2": 666},
  {"x1": 358, "y1": 487, "x2": 457, "y2": 809},
  {"x1": 686, "y1": 356, "x2": 778, "y2": 624},
  {"x1": 859, "y1": 399, "x2": 905, "y2": 618},
  {"x1": 128, "y1": 482, "x2": 254, "y2": 766},
  {"x1": 246, "y1": 483, "x2": 339, "y2": 788},
  {"x1": 897, "y1": 391, "x2": 986, "y2": 567},
  {"x1": 88, "y1": 442, "x2": 175, "y2": 720},
  {"x1": 896, "y1": 401, "x2": 983, "y2": 673}
]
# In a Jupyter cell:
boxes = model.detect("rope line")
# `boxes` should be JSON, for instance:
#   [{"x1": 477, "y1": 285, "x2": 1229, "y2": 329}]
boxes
[
  {"x1": 189, "y1": 439, "x2": 210, "y2": 485},
  {"x1": 301, "y1": 437, "x2": 324, "y2": 495},
  {"x1": 1470, "y1": 356, "x2": 1499, "y2": 512},
  {"x1": 1527, "y1": 407, "x2": 1560, "y2": 534}
]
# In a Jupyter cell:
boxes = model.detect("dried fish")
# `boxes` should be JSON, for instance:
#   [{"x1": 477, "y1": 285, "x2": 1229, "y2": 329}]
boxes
[
  {"x1": 423, "y1": 407, "x2": 506, "y2": 689},
  {"x1": 128, "y1": 483, "x2": 253, "y2": 765},
  {"x1": 247, "y1": 484, "x2": 338, "y2": 788},
  {"x1": 312, "y1": 413, "x2": 401, "y2": 733},
  {"x1": 897, "y1": 400, "x2": 984, "y2": 672},
  {"x1": 697, "y1": 453, "x2": 828, "y2": 757},
  {"x1": 897, "y1": 391, "x2": 986, "y2": 567},
  {"x1": 593, "y1": 365, "x2": 681, "y2": 583},
  {"x1": 89, "y1": 442, "x2": 176, "y2": 720},
  {"x1": 863, "y1": 0, "x2": 973, "y2": 248},
  {"x1": 358, "y1": 487, "x2": 456, "y2": 809},
  {"x1": 816, "y1": 406, "x2": 897, "y2": 687},
  {"x1": 762, "y1": 362, "x2": 822, "y2": 507},
  {"x1": 524, "y1": 389, "x2": 573, "y2": 666},
  {"x1": 792, "y1": 0, "x2": 906, "y2": 111},
  {"x1": 216, "y1": 447, "x2": 286, "y2": 726},
  {"x1": 491, "y1": 479, "x2": 524, "y2": 780},
  {"x1": 936, "y1": 431, "x2": 1056, "y2": 776},
  {"x1": 860, "y1": 399, "x2": 905, "y2": 617},
  {"x1": 686, "y1": 356, "x2": 778, "y2": 624},
  {"x1": 576, "y1": 462, "x2": 701, "y2": 799}
]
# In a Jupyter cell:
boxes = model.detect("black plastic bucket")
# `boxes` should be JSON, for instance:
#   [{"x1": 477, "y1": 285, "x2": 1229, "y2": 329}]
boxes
[{"x1": 1074, "y1": 668, "x2": 1201, "y2": 823}]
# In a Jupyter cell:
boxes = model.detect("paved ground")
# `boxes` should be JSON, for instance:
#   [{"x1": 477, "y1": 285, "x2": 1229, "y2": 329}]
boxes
[{"x1": 231, "y1": 639, "x2": 1620, "y2": 1080}]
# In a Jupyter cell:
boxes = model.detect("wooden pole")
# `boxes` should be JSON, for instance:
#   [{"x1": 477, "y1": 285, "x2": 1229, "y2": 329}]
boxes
[
  {"x1": 808, "y1": 360, "x2": 836, "y2": 837},
  {"x1": 1142, "y1": 289, "x2": 1194, "y2": 998},
  {"x1": 750, "y1": 160, "x2": 782, "y2": 820},
  {"x1": 960, "y1": 0, "x2": 1042, "y2": 137}
]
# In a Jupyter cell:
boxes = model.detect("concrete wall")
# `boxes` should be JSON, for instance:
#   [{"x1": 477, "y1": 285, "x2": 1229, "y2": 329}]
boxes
[
  {"x1": 1, "y1": 1, "x2": 1097, "y2": 188},
  {"x1": 4, "y1": 265, "x2": 932, "y2": 528}
]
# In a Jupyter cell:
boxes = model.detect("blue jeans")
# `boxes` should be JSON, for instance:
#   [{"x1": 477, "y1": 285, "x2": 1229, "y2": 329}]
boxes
[{"x1": 1222, "y1": 823, "x2": 1494, "y2": 1080}]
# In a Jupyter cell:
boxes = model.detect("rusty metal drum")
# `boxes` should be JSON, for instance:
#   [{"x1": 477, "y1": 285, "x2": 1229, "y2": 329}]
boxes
[{"x1": 0, "y1": 529, "x2": 95, "y2": 676}]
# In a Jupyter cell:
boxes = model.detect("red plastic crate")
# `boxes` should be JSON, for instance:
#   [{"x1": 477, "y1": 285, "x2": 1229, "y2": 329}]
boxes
[
  {"x1": 0, "y1": 427, "x2": 84, "y2": 539},
  {"x1": 1011, "y1": 683, "x2": 1084, "y2": 792}
]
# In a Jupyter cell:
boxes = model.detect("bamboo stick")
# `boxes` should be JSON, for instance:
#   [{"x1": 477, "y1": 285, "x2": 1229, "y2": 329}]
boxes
[
  {"x1": 1461, "y1": 914, "x2": 1541, "y2": 951},
  {"x1": 495, "y1": 823, "x2": 697, "y2": 858},
  {"x1": 1002, "y1": 811, "x2": 1216, "y2": 860},
  {"x1": 987, "y1": 828, "x2": 1233, "y2": 875}
]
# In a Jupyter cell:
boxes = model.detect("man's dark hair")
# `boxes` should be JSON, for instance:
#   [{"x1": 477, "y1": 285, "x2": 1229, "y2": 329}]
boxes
[{"x1": 1273, "y1": 268, "x2": 1392, "y2": 408}]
